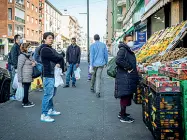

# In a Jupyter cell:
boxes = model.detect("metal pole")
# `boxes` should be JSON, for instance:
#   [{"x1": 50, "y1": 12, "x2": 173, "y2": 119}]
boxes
[{"x1": 87, "y1": 0, "x2": 90, "y2": 63}]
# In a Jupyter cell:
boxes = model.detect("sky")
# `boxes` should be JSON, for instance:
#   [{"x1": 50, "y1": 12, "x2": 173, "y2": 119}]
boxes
[{"x1": 49, "y1": 0, "x2": 107, "y2": 38}]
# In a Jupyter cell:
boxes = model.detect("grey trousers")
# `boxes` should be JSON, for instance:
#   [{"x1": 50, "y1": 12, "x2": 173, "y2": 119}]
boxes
[
  {"x1": 10, "y1": 66, "x2": 16, "y2": 96},
  {"x1": 91, "y1": 66, "x2": 104, "y2": 94}
]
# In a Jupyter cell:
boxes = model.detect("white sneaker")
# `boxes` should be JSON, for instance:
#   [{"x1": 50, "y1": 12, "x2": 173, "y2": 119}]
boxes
[
  {"x1": 41, "y1": 114, "x2": 55, "y2": 123},
  {"x1": 48, "y1": 109, "x2": 61, "y2": 116}
]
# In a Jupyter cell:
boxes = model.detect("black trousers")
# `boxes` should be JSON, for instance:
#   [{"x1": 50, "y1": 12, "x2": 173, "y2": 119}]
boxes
[{"x1": 22, "y1": 83, "x2": 31, "y2": 104}]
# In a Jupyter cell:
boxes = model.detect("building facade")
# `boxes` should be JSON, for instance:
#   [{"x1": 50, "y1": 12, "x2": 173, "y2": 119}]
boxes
[
  {"x1": 0, "y1": 0, "x2": 26, "y2": 55},
  {"x1": 44, "y1": 0, "x2": 62, "y2": 49},
  {"x1": 25, "y1": 0, "x2": 40, "y2": 46}
]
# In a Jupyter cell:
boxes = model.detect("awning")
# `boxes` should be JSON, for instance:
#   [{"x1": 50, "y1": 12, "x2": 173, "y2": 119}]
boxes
[
  {"x1": 141, "y1": 0, "x2": 172, "y2": 22},
  {"x1": 126, "y1": 26, "x2": 135, "y2": 34},
  {"x1": 116, "y1": 32, "x2": 125, "y2": 42}
]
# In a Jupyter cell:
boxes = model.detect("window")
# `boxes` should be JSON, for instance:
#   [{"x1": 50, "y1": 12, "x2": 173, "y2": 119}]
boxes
[
  {"x1": 8, "y1": 0, "x2": 13, "y2": 3},
  {"x1": 32, "y1": 4, "x2": 34, "y2": 10},
  {"x1": 32, "y1": 30, "x2": 34, "y2": 36},
  {"x1": 31, "y1": 17, "x2": 34, "y2": 23},
  {"x1": 36, "y1": 7, "x2": 38, "y2": 12},
  {"x1": 27, "y1": 15, "x2": 29, "y2": 21},
  {"x1": 35, "y1": 19, "x2": 38, "y2": 24},
  {"x1": 8, "y1": 8, "x2": 12, "y2": 20},
  {"x1": 27, "y1": 29, "x2": 29, "y2": 35},
  {"x1": 8, "y1": 24, "x2": 12, "y2": 36},
  {"x1": 36, "y1": 31, "x2": 38, "y2": 36},
  {"x1": 27, "y1": 1, "x2": 29, "y2": 8}
]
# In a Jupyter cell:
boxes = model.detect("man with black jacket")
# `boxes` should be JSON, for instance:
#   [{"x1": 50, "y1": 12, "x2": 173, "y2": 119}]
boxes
[
  {"x1": 64, "y1": 38, "x2": 81, "y2": 88},
  {"x1": 40, "y1": 32, "x2": 64, "y2": 123},
  {"x1": 9, "y1": 34, "x2": 22, "y2": 100}
]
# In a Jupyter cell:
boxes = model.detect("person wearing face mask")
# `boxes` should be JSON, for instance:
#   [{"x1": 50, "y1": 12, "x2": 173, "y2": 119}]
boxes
[
  {"x1": 40, "y1": 32, "x2": 63, "y2": 123},
  {"x1": 115, "y1": 34, "x2": 138, "y2": 123},
  {"x1": 64, "y1": 37, "x2": 81, "y2": 88},
  {"x1": 9, "y1": 34, "x2": 23, "y2": 100},
  {"x1": 17, "y1": 43, "x2": 36, "y2": 107}
]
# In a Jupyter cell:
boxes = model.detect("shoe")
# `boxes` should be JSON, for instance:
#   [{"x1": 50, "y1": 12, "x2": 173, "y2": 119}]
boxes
[
  {"x1": 63, "y1": 85, "x2": 69, "y2": 88},
  {"x1": 48, "y1": 109, "x2": 61, "y2": 116},
  {"x1": 96, "y1": 93, "x2": 101, "y2": 98},
  {"x1": 72, "y1": 85, "x2": 76, "y2": 88},
  {"x1": 41, "y1": 114, "x2": 55, "y2": 123},
  {"x1": 118, "y1": 113, "x2": 130, "y2": 119},
  {"x1": 120, "y1": 116, "x2": 134, "y2": 123},
  {"x1": 22, "y1": 102, "x2": 35, "y2": 108},
  {"x1": 10, "y1": 95, "x2": 16, "y2": 101},
  {"x1": 90, "y1": 88, "x2": 95, "y2": 93}
]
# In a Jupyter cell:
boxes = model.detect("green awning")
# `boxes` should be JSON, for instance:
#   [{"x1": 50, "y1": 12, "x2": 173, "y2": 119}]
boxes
[
  {"x1": 126, "y1": 26, "x2": 135, "y2": 34},
  {"x1": 116, "y1": 32, "x2": 125, "y2": 42}
]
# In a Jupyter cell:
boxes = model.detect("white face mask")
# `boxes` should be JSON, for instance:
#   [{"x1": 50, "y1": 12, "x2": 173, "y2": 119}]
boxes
[{"x1": 127, "y1": 41, "x2": 134, "y2": 48}]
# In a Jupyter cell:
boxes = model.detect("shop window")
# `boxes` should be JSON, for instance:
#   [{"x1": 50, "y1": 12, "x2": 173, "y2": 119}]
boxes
[
  {"x1": 8, "y1": 24, "x2": 12, "y2": 36},
  {"x1": 8, "y1": 8, "x2": 12, "y2": 20}
]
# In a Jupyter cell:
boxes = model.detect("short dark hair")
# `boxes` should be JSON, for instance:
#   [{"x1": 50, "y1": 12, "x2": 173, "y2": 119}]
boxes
[
  {"x1": 14, "y1": 34, "x2": 21, "y2": 42},
  {"x1": 72, "y1": 37, "x2": 76, "y2": 41},
  {"x1": 123, "y1": 34, "x2": 132, "y2": 41},
  {"x1": 94, "y1": 34, "x2": 100, "y2": 41},
  {"x1": 43, "y1": 32, "x2": 54, "y2": 40}
]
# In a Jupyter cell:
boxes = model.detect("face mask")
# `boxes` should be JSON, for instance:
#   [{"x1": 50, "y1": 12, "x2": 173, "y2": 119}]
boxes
[
  {"x1": 127, "y1": 41, "x2": 134, "y2": 48},
  {"x1": 28, "y1": 48, "x2": 32, "y2": 53},
  {"x1": 19, "y1": 39, "x2": 23, "y2": 44}
]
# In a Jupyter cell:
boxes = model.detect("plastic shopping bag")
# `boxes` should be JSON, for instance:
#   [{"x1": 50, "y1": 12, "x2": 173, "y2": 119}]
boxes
[
  {"x1": 12, "y1": 73, "x2": 18, "y2": 90},
  {"x1": 15, "y1": 84, "x2": 24, "y2": 101},
  {"x1": 74, "y1": 67, "x2": 81, "y2": 80},
  {"x1": 89, "y1": 66, "x2": 94, "y2": 74},
  {"x1": 54, "y1": 67, "x2": 64, "y2": 87}
]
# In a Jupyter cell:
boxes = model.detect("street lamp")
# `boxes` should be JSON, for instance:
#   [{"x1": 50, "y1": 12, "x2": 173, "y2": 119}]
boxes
[{"x1": 79, "y1": 0, "x2": 89, "y2": 63}]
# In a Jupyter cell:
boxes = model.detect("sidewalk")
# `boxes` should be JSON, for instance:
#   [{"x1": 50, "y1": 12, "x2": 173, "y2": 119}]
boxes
[{"x1": 0, "y1": 62, "x2": 153, "y2": 140}]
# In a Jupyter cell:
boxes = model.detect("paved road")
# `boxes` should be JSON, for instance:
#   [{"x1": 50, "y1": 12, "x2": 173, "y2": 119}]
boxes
[{"x1": 0, "y1": 62, "x2": 153, "y2": 140}]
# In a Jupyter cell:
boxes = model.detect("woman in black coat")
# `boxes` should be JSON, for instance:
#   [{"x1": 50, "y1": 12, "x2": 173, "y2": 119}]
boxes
[{"x1": 115, "y1": 34, "x2": 138, "y2": 123}]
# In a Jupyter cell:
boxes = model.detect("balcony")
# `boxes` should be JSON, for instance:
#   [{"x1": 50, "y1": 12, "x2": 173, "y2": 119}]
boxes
[
  {"x1": 117, "y1": 0, "x2": 126, "y2": 7},
  {"x1": 117, "y1": 14, "x2": 124, "y2": 23},
  {"x1": 15, "y1": 0, "x2": 25, "y2": 10},
  {"x1": 15, "y1": 16, "x2": 25, "y2": 24}
]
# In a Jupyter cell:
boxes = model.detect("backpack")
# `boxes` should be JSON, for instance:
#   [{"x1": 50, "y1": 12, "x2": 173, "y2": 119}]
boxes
[{"x1": 107, "y1": 57, "x2": 117, "y2": 78}]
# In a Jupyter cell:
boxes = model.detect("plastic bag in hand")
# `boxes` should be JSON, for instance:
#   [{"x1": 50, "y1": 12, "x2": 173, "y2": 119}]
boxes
[
  {"x1": 12, "y1": 73, "x2": 18, "y2": 90},
  {"x1": 15, "y1": 83, "x2": 24, "y2": 101},
  {"x1": 74, "y1": 67, "x2": 81, "y2": 80},
  {"x1": 54, "y1": 67, "x2": 64, "y2": 87},
  {"x1": 89, "y1": 66, "x2": 94, "y2": 74}
]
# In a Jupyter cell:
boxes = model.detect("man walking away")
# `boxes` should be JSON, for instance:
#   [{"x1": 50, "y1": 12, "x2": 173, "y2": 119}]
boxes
[
  {"x1": 90, "y1": 34, "x2": 108, "y2": 98},
  {"x1": 9, "y1": 34, "x2": 22, "y2": 100},
  {"x1": 64, "y1": 38, "x2": 81, "y2": 88}
]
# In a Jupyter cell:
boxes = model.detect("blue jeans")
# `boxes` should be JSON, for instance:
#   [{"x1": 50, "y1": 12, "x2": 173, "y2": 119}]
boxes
[
  {"x1": 66, "y1": 64, "x2": 77, "y2": 85},
  {"x1": 42, "y1": 77, "x2": 57, "y2": 115}
]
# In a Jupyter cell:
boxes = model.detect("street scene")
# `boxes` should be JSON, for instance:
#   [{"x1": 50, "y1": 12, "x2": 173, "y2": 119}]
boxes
[{"x1": 0, "y1": 0, "x2": 187, "y2": 140}]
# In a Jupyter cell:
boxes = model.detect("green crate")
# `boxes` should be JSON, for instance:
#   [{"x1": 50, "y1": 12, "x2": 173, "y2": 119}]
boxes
[
  {"x1": 147, "y1": 70, "x2": 158, "y2": 76},
  {"x1": 181, "y1": 80, "x2": 187, "y2": 96}
]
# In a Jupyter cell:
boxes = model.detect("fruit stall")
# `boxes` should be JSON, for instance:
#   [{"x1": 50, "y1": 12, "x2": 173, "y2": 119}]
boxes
[{"x1": 134, "y1": 20, "x2": 187, "y2": 140}]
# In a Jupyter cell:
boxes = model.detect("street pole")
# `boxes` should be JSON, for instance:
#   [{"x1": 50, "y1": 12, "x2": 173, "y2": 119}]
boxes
[{"x1": 87, "y1": 0, "x2": 90, "y2": 63}]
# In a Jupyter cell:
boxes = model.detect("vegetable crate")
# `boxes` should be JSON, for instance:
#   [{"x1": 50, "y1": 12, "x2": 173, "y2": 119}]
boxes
[
  {"x1": 150, "y1": 90, "x2": 182, "y2": 140},
  {"x1": 147, "y1": 70, "x2": 159, "y2": 76},
  {"x1": 133, "y1": 84, "x2": 143, "y2": 104}
]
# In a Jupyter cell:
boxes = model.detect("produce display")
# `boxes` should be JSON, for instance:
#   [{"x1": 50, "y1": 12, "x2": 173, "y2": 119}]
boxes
[
  {"x1": 133, "y1": 84, "x2": 143, "y2": 104},
  {"x1": 145, "y1": 48, "x2": 187, "y2": 65},
  {"x1": 136, "y1": 21, "x2": 187, "y2": 63}
]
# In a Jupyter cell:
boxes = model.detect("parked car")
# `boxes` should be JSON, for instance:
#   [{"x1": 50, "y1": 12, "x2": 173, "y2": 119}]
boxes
[{"x1": 0, "y1": 68, "x2": 10, "y2": 103}]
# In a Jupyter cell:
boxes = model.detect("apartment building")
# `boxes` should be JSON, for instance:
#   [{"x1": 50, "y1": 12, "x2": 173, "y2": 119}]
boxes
[
  {"x1": 39, "y1": 0, "x2": 44, "y2": 42},
  {"x1": 0, "y1": 0, "x2": 25, "y2": 55},
  {"x1": 25, "y1": 0, "x2": 40, "y2": 46},
  {"x1": 44, "y1": 0, "x2": 62, "y2": 49},
  {"x1": 61, "y1": 15, "x2": 82, "y2": 48}
]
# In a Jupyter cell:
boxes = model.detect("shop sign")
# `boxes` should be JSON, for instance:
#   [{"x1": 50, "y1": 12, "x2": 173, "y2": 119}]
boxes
[
  {"x1": 145, "y1": 0, "x2": 158, "y2": 12},
  {"x1": 133, "y1": 32, "x2": 147, "y2": 50}
]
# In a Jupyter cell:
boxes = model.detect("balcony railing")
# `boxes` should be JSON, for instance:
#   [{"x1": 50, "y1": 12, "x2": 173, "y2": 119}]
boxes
[
  {"x1": 117, "y1": 14, "x2": 124, "y2": 22},
  {"x1": 15, "y1": 16, "x2": 25, "y2": 24},
  {"x1": 15, "y1": 0, "x2": 25, "y2": 10},
  {"x1": 117, "y1": 0, "x2": 126, "y2": 7}
]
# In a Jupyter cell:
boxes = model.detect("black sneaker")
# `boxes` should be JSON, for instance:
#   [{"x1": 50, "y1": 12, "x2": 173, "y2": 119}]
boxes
[
  {"x1": 23, "y1": 102, "x2": 35, "y2": 108},
  {"x1": 72, "y1": 85, "x2": 76, "y2": 88},
  {"x1": 96, "y1": 93, "x2": 101, "y2": 98},
  {"x1": 120, "y1": 116, "x2": 134, "y2": 123},
  {"x1": 90, "y1": 88, "x2": 95, "y2": 93},
  {"x1": 118, "y1": 112, "x2": 130, "y2": 119},
  {"x1": 63, "y1": 85, "x2": 69, "y2": 88}
]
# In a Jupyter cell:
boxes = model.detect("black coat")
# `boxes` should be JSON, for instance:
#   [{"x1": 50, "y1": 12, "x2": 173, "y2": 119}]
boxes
[
  {"x1": 66, "y1": 45, "x2": 81, "y2": 64},
  {"x1": 114, "y1": 43, "x2": 138, "y2": 98},
  {"x1": 10, "y1": 43, "x2": 20, "y2": 69}
]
